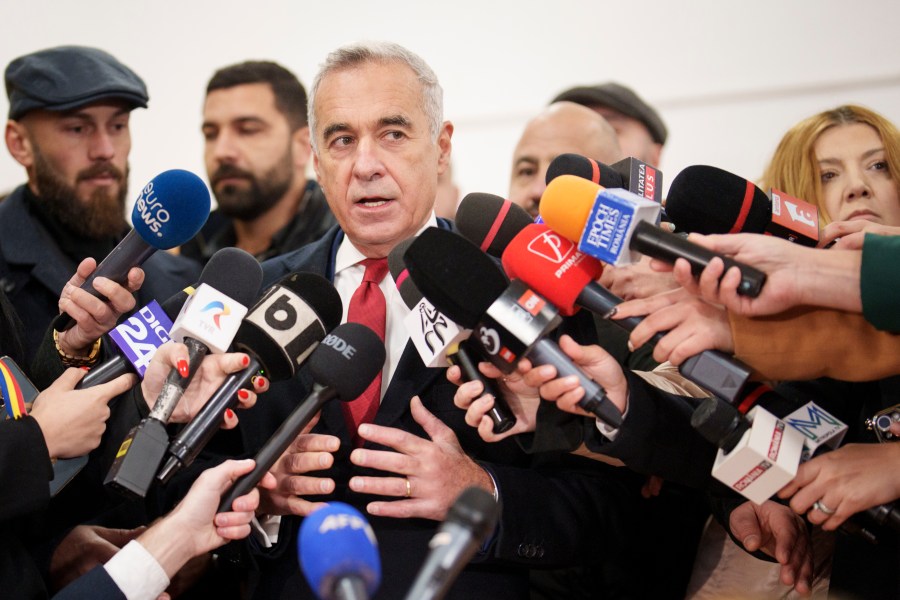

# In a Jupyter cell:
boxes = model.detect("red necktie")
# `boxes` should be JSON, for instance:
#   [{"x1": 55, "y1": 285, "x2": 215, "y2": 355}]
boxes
[{"x1": 342, "y1": 258, "x2": 389, "y2": 445}]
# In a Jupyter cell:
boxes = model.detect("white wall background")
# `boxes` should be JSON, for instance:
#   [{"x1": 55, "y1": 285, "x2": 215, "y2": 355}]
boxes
[{"x1": 2, "y1": 0, "x2": 899, "y2": 211}]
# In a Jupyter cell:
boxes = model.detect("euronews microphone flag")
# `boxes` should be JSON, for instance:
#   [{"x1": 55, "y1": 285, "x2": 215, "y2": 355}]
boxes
[{"x1": 54, "y1": 169, "x2": 211, "y2": 331}]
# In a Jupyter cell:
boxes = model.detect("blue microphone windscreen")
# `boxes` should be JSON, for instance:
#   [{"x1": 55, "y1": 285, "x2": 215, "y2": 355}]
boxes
[
  {"x1": 299, "y1": 502, "x2": 381, "y2": 600},
  {"x1": 130, "y1": 169, "x2": 211, "y2": 249}
]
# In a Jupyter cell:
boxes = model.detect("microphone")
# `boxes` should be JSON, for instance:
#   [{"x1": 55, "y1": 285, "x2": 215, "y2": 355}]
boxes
[
  {"x1": 54, "y1": 169, "x2": 211, "y2": 331},
  {"x1": 455, "y1": 193, "x2": 534, "y2": 258},
  {"x1": 545, "y1": 153, "x2": 663, "y2": 204},
  {"x1": 51, "y1": 248, "x2": 259, "y2": 496},
  {"x1": 387, "y1": 237, "x2": 516, "y2": 435},
  {"x1": 501, "y1": 223, "x2": 752, "y2": 404},
  {"x1": 104, "y1": 250, "x2": 261, "y2": 499},
  {"x1": 540, "y1": 174, "x2": 767, "y2": 297},
  {"x1": 665, "y1": 165, "x2": 820, "y2": 246},
  {"x1": 78, "y1": 247, "x2": 258, "y2": 388},
  {"x1": 693, "y1": 397, "x2": 900, "y2": 535},
  {"x1": 217, "y1": 322, "x2": 385, "y2": 512},
  {"x1": 156, "y1": 272, "x2": 342, "y2": 483},
  {"x1": 299, "y1": 502, "x2": 381, "y2": 600},
  {"x1": 455, "y1": 193, "x2": 751, "y2": 403},
  {"x1": 404, "y1": 227, "x2": 622, "y2": 427},
  {"x1": 388, "y1": 238, "x2": 470, "y2": 369},
  {"x1": 402, "y1": 487, "x2": 500, "y2": 600}
]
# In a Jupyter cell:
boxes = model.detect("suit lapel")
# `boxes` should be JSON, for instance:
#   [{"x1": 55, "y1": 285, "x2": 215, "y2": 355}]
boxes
[{"x1": 372, "y1": 341, "x2": 444, "y2": 428}]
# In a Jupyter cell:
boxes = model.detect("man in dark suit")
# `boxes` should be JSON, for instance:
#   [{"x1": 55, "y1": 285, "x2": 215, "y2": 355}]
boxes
[
  {"x1": 1, "y1": 45, "x2": 199, "y2": 369},
  {"x1": 236, "y1": 42, "x2": 629, "y2": 599}
]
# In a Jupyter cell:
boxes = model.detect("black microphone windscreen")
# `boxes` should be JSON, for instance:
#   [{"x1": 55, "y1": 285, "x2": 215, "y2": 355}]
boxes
[
  {"x1": 310, "y1": 322, "x2": 385, "y2": 399},
  {"x1": 403, "y1": 228, "x2": 507, "y2": 328},
  {"x1": 455, "y1": 193, "x2": 533, "y2": 257},
  {"x1": 691, "y1": 397, "x2": 748, "y2": 452},
  {"x1": 666, "y1": 165, "x2": 771, "y2": 235},
  {"x1": 387, "y1": 237, "x2": 422, "y2": 309},
  {"x1": 282, "y1": 272, "x2": 343, "y2": 332},
  {"x1": 200, "y1": 247, "x2": 263, "y2": 307},
  {"x1": 158, "y1": 248, "x2": 263, "y2": 320},
  {"x1": 545, "y1": 153, "x2": 625, "y2": 188},
  {"x1": 160, "y1": 290, "x2": 190, "y2": 321},
  {"x1": 234, "y1": 272, "x2": 341, "y2": 380}
]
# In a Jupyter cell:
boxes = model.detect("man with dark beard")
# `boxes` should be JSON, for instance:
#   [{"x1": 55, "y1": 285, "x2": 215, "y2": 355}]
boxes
[
  {"x1": 181, "y1": 60, "x2": 335, "y2": 265},
  {"x1": 1, "y1": 46, "x2": 200, "y2": 366}
]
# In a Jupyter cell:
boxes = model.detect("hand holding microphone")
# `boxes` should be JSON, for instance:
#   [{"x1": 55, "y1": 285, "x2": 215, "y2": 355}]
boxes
[
  {"x1": 53, "y1": 169, "x2": 211, "y2": 332},
  {"x1": 664, "y1": 232, "x2": 862, "y2": 317},
  {"x1": 612, "y1": 286, "x2": 736, "y2": 367},
  {"x1": 519, "y1": 335, "x2": 629, "y2": 418},
  {"x1": 388, "y1": 237, "x2": 516, "y2": 435},
  {"x1": 54, "y1": 257, "x2": 145, "y2": 362},
  {"x1": 540, "y1": 174, "x2": 767, "y2": 297},
  {"x1": 777, "y1": 441, "x2": 900, "y2": 532},
  {"x1": 156, "y1": 272, "x2": 342, "y2": 484},
  {"x1": 29, "y1": 367, "x2": 136, "y2": 460},
  {"x1": 448, "y1": 359, "x2": 542, "y2": 443},
  {"x1": 138, "y1": 342, "x2": 265, "y2": 425},
  {"x1": 404, "y1": 227, "x2": 623, "y2": 428},
  {"x1": 693, "y1": 398, "x2": 900, "y2": 536}
]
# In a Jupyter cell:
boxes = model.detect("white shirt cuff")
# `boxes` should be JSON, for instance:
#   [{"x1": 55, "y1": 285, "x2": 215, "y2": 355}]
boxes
[
  {"x1": 251, "y1": 514, "x2": 282, "y2": 548},
  {"x1": 104, "y1": 540, "x2": 170, "y2": 600}
]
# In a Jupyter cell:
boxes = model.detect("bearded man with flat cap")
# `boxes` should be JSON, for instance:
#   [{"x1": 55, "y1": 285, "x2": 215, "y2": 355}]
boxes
[{"x1": 2, "y1": 45, "x2": 199, "y2": 371}]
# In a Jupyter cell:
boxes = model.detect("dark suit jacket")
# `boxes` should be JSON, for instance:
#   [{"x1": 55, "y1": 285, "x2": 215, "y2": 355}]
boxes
[
  {"x1": 0, "y1": 185, "x2": 201, "y2": 371},
  {"x1": 0, "y1": 417, "x2": 55, "y2": 599},
  {"x1": 237, "y1": 223, "x2": 621, "y2": 600},
  {"x1": 52, "y1": 565, "x2": 126, "y2": 600}
]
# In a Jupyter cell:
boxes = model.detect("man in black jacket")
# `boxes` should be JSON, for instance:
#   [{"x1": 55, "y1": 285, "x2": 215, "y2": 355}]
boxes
[
  {"x1": 1, "y1": 45, "x2": 199, "y2": 368},
  {"x1": 182, "y1": 60, "x2": 335, "y2": 265}
]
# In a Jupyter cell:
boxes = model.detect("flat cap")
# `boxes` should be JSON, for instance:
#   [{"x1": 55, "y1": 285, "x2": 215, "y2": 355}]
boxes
[
  {"x1": 5, "y1": 45, "x2": 148, "y2": 120},
  {"x1": 552, "y1": 82, "x2": 667, "y2": 145}
]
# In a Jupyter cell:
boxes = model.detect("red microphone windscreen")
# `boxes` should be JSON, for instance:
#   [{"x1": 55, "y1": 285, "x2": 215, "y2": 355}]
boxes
[{"x1": 501, "y1": 223, "x2": 603, "y2": 316}]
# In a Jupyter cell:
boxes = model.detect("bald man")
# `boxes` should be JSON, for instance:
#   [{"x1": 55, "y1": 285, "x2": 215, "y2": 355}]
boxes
[{"x1": 508, "y1": 101, "x2": 622, "y2": 218}]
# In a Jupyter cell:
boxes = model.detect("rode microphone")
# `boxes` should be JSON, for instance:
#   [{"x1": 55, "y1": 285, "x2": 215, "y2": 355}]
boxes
[
  {"x1": 404, "y1": 228, "x2": 622, "y2": 427},
  {"x1": 666, "y1": 165, "x2": 820, "y2": 246},
  {"x1": 217, "y1": 322, "x2": 384, "y2": 512},
  {"x1": 104, "y1": 250, "x2": 261, "y2": 499},
  {"x1": 388, "y1": 238, "x2": 516, "y2": 434},
  {"x1": 78, "y1": 247, "x2": 259, "y2": 389},
  {"x1": 54, "y1": 169, "x2": 211, "y2": 331},
  {"x1": 402, "y1": 487, "x2": 499, "y2": 600},
  {"x1": 540, "y1": 175, "x2": 767, "y2": 297},
  {"x1": 156, "y1": 272, "x2": 342, "y2": 483},
  {"x1": 545, "y1": 153, "x2": 664, "y2": 204},
  {"x1": 299, "y1": 502, "x2": 381, "y2": 600}
]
